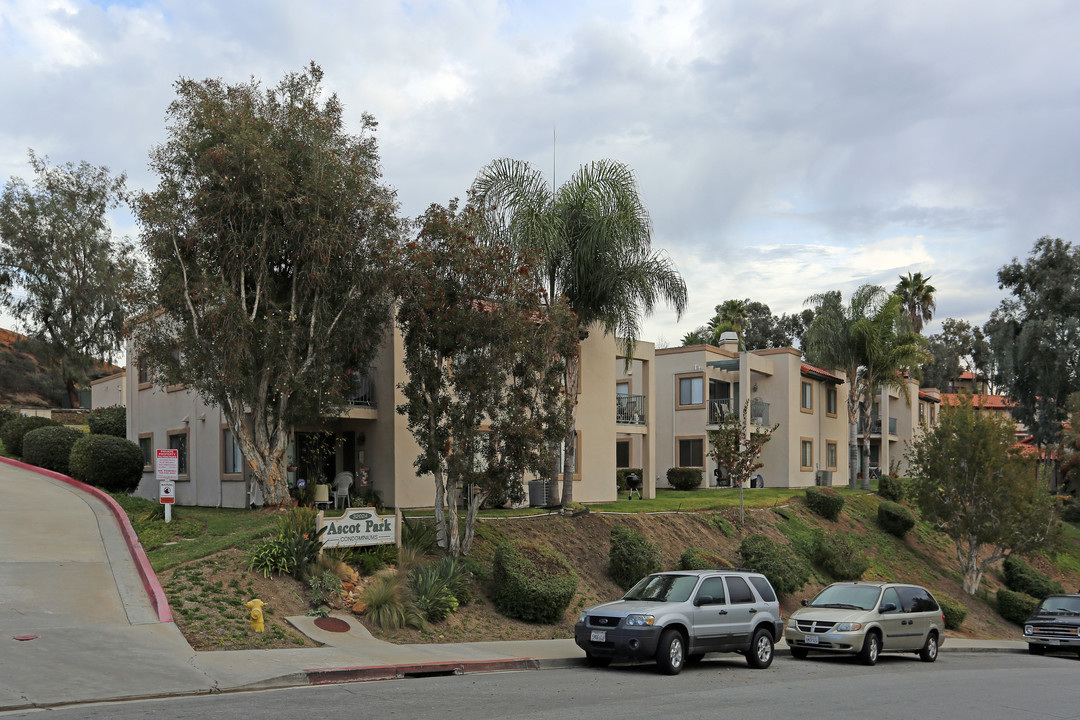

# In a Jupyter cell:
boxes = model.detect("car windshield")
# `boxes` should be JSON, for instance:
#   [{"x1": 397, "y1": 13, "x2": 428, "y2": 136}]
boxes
[
  {"x1": 1037, "y1": 596, "x2": 1080, "y2": 615},
  {"x1": 624, "y1": 574, "x2": 698, "y2": 603},
  {"x1": 809, "y1": 584, "x2": 882, "y2": 611}
]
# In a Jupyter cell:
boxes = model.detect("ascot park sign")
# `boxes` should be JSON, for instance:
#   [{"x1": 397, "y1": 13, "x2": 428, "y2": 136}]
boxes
[{"x1": 317, "y1": 507, "x2": 400, "y2": 548}]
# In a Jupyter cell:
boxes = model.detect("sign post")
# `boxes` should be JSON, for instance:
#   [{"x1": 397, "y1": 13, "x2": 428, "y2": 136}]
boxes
[{"x1": 156, "y1": 449, "x2": 178, "y2": 523}]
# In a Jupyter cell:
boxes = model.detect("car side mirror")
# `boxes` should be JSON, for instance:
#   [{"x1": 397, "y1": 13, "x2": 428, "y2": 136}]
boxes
[
  {"x1": 694, "y1": 595, "x2": 714, "y2": 607},
  {"x1": 801, "y1": 599, "x2": 809, "y2": 607},
  {"x1": 879, "y1": 603, "x2": 897, "y2": 613}
]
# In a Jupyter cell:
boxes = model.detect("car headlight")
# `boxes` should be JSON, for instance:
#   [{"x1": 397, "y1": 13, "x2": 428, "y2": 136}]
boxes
[
  {"x1": 625, "y1": 614, "x2": 655, "y2": 626},
  {"x1": 578, "y1": 611, "x2": 587, "y2": 624},
  {"x1": 788, "y1": 619, "x2": 798, "y2": 629},
  {"x1": 1025, "y1": 625, "x2": 1033, "y2": 634},
  {"x1": 835, "y1": 622, "x2": 863, "y2": 632}
]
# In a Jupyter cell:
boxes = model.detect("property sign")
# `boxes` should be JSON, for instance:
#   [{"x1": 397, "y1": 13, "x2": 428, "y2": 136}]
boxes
[
  {"x1": 156, "y1": 449, "x2": 178, "y2": 481},
  {"x1": 159, "y1": 480, "x2": 175, "y2": 504},
  {"x1": 318, "y1": 507, "x2": 398, "y2": 548}
]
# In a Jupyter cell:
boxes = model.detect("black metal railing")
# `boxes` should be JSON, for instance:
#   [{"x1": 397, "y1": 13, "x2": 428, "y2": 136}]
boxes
[
  {"x1": 616, "y1": 394, "x2": 645, "y2": 424},
  {"x1": 708, "y1": 398, "x2": 733, "y2": 425},
  {"x1": 347, "y1": 370, "x2": 376, "y2": 407}
]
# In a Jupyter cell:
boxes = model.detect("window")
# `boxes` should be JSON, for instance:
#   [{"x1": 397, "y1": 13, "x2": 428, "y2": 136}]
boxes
[
  {"x1": 919, "y1": 403, "x2": 925, "y2": 422},
  {"x1": 826, "y1": 387, "x2": 837, "y2": 416},
  {"x1": 930, "y1": 405, "x2": 936, "y2": 425},
  {"x1": 616, "y1": 381, "x2": 630, "y2": 396},
  {"x1": 725, "y1": 576, "x2": 755, "y2": 604},
  {"x1": 137, "y1": 361, "x2": 150, "y2": 387},
  {"x1": 678, "y1": 375, "x2": 704, "y2": 407},
  {"x1": 800, "y1": 438, "x2": 813, "y2": 471},
  {"x1": 677, "y1": 437, "x2": 704, "y2": 468},
  {"x1": 168, "y1": 431, "x2": 189, "y2": 476},
  {"x1": 553, "y1": 431, "x2": 582, "y2": 479},
  {"x1": 616, "y1": 440, "x2": 631, "y2": 469},
  {"x1": 826, "y1": 441, "x2": 838, "y2": 471},
  {"x1": 695, "y1": 577, "x2": 727, "y2": 604},
  {"x1": 801, "y1": 381, "x2": 813, "y2": 412},
  {"x1": 222, "y1": 427, "x2": 244, "y2": 477},
  {"x1": 880, "y1": 587, "x2": 901, "y2": 614},
  {"x1": 138, "y1": 433, "x2": 153, "y2": 471},
  {"x1": 748, "y1": 576, "x2": 776, "y2": 602},
  {"x1": 897, "y1": 586, "x2": 939, "y2": 613}
]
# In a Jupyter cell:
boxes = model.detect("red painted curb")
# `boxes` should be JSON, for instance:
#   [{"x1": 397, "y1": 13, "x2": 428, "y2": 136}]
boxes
[
  {"x1": 0, "y1": 456, "x2": 173, "y2": 623},
  {"x1": 304, "y1": 658, "x2": 540, "y2": 684}
]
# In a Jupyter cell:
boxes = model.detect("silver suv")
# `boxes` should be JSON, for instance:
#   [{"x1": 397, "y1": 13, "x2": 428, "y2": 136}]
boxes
[{"x1": 574, "y1": 569, "x2": 783, "y2": 675}]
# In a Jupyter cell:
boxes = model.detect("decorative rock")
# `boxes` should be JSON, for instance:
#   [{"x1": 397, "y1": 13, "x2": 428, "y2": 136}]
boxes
[{"x1": 351, "y1": 601, "x2": 368, "y2": 615}]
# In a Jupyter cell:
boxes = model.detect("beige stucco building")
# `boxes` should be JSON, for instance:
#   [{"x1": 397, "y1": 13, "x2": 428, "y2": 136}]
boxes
[
  {"x1": 858, "y1": 380, "x2": 941, "y2": 478},
  {"x1": 125, "y1": 324, "x2": 655, "y2": 509}
]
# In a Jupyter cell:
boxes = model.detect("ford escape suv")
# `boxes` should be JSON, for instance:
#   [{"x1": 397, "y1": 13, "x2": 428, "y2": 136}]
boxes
[{"x1": 574, "y1": 569, "x2": 783, "y2": 675}]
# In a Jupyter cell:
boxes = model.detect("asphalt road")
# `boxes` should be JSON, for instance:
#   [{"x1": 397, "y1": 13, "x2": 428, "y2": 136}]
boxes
[{"x1": 5, "y1": 652, "x2": 1078, "y2": 720}]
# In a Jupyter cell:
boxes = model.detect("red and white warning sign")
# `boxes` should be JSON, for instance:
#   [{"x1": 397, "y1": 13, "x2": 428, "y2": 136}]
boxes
[{"x1": 159, "y1": 480, "x2": 175, "y2": 504}]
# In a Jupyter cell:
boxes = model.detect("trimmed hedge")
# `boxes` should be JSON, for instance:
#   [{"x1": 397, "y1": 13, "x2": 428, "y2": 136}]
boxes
[
  {"x1": 0, "y1": 415, "x2": 61, "y2": 457},
  {"x1": 616, "y1": 468, "x2": 643, "y2": 492},
  {"x1": 0, "y1": 406, "x2": 16, "y2": 428},
  {"x1": 804, "y1": 486, "x2": 845, "y2": 520},
  {"x1": 678, "y1": 548, "x2": 731, "y2": 571},
  {"x1": 938, "y1": 595, "x2": 968, "y2": 630},
  {"x1": 737, "y1": 534, "x2": 810, "y2": 595},
  {"x1": 608, "y1": 525, "x2": 662, "y2": 589},
  {"x1": 69, "y1": 435, "x2": 144, "y2": 493},
  {"x1": 996, "y1": 588, "x2": 1038, "y2": 625},
  {"x1": 877, "y1": 501, "x2": 916, "y2": 537},
  {"x1": 1002, "y1": 555, "x2": 1064, "y2": 599},
  {"x1": 22, "y1": 426, "x2": 84, "y2": 475},
  {"x1": 492, "y1": 542, "x2": 577, "y2": 624},
  {"x1": 877, "y1": 475, "x2": 907, "y2": 502},
  {"x1": 87, "y1": 406, "x2": 126, "y2": 438},
  {"x1": 666, "y1": 467, "x2": 702, "y2": 491},
  {"x1": 811, "y1": 530, "x2": 868, "y2": 581}
]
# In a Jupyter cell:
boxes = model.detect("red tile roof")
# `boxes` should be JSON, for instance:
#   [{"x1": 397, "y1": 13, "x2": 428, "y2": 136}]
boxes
[
  {"x1": 801, "y1": 362, "x2": 845, "y2": 384},
  {"x1": 940, "y1": 393, "x2": 1014, "y2": 409}
]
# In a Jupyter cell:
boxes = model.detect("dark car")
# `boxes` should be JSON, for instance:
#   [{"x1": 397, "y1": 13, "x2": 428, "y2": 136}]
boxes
[{"x1": 1023, "y1": 594, "x2": 1080, "y2": 656}]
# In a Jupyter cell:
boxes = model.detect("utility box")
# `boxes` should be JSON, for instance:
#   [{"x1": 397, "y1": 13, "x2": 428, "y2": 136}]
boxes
[
  {"x1": 528, "y1": 480, "x2": 549, "y2": 507},
  {"x1": 815, "y1": 470, "x2": 833, "y2": 486}
]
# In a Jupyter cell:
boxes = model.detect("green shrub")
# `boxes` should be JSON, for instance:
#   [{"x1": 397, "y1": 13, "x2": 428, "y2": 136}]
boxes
[
  {"x1": 1002, "y1": 555, "x2": 1064, "y2": 599},
  {"x1": 1062, "y1": 501, "x2": 1080, "y2": 525},
  {"x1": 363, "y1": 569, "x2": 426, "y2": 630},
  {"x1": 0, "y1": 415, "x2": 60, "y2": 457},
  {"x1": 996, "y1": 588, "x2": 1038, "y2": 625},
  {"x1": 401, "y1": 515, "x2": 440, "y2": 555},
  {"x1": 678, "y1": 548, "x2": 730, "y2": 571},
  {"x1": 409, "y1": 563, "x2": 460, "y2": 622},
  {"x1": 706, "y1": 513, "x2": 734, "y2": 537},
  {"x1": 307, "y1": 570, "x2": 343, "y2": 607},
  {"x1": 68, "y1": 434, "x2": 144, "y2": 493},
  {"x1": 616, "y1": 468, "x2": 643, "y2": 492},
  {"x1": 87, "y1": 405, "x2": 126, "y2": 437},
  {"x1": 877, "y1": 501, "x2": 916, "y2": 537},
  {"x1": 247, "y1": 537, "x2": 292, "y2": 578},
  {"x1": 804, "y1": 486, "x2": 845, "y2": 520},
  {"x1": 353, "y1": 544, "x2": 398, "y2": 575},
  {"x1": 737, "y1": 534, "x2": 810, "y2": 595},
  {"x1": 21, "y1": 425, "x2": 84, "y2": 475},
  {"x1": 877, "y1": 475, "x2": 907, "y2": 502},
  {"x1": 608, "y1": 525, "x2": 662, "y2": 590},
  {"x1": 938, "y1": 595, "x2": 968, "y2": 630},
  {"x1": 0, "y1": 406, "x2": 16, "y2": 428},
  {"x1": 811, "y1": 530, "x2": 868, "y2": 581},
  {"x1": 492, "y1": 541, "x2": 578, "y2": 624},
  {"x1": 666, "y1": 467, "x2": 702, "y2": 491}
]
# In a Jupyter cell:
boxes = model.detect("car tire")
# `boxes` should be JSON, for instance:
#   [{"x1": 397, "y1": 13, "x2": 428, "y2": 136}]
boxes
[
  {"x1": 919, "y1": 632, "x2": 938, "y2": 662},
  {"x1": 656, "y1": 629, "x2": 686, "y2": 675},
  {"x1": 585, "y1": 653, "x2": 611, "y2": 667},
  {"x1": 857, "y1": 631, "x2": 880, "y2": 666},
  {"x1": 746, "y1": 627, "x2": 775, "y2": 669},
  {"x1": 790, "y1": 646, "x2": 809, "y2": 660},
  {"x1": 1028, "y1": 643, "x2": 1045, "y2": 656}
]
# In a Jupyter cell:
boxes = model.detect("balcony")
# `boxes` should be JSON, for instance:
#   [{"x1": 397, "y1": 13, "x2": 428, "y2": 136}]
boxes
[
  {"x1": 749, "y1": 397, "x2": 770, "y2": 426},
  {"x1": 867, "y1": 414, "x2": 898, "y2": 435},
  {"x1": 708, "y1": 398, "x2": 732, "y2": 425},
  {"x1": 347, "y1": 371, "x2": 376, "y2": 408},
  {"x1": 616, "y1": 394, "x2": 645, "y2": 425}
]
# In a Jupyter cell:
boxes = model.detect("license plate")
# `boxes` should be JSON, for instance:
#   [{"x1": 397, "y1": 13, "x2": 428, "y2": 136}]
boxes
[
  {"x1": 804, "y1": 635, "x2": 820, "y2": 645},
  {"x1": 591, "y1": 630, "x2": 606, "y2": 642},
  {"x1": 1048, "y1": 639, "x2": 1060, "y2": 646}
]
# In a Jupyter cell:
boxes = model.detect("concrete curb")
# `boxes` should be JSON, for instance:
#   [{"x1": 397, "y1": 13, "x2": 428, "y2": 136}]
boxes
[{"x1": 0, "y1": 456, "x2": 173, "y2": 623}]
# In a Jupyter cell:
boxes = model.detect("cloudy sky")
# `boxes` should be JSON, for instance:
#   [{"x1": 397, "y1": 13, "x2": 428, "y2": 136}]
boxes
[{"x1": 2, "y1": 0, "x2": 1078, "y2": 346}]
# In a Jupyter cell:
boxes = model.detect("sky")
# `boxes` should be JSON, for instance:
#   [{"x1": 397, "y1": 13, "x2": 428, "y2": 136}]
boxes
[{"x1": 2, "y1": 0, "x2": 1079, "y2": 348}]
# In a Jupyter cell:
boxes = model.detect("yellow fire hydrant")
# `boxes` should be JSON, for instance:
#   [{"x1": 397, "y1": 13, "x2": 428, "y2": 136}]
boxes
[{"x1": 246, "y1": 598, "x2": 267, "y2": 633}]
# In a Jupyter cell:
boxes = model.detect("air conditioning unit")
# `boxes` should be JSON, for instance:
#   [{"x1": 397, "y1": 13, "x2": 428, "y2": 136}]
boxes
[{"x1": 815, "y1": 470, "x2": 833, "y2": 486}]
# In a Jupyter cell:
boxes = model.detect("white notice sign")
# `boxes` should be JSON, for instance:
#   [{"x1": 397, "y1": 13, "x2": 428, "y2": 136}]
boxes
[
  {"x1": 156, "y1": 449, "x2": 178, "y2": 481},
  {"x1": 159, "y1": 480, "x2": 175, "y2": 504}
]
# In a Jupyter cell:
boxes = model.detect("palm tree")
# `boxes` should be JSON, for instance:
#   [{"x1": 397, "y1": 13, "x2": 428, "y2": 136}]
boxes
[
  {"x1": 472, "y1": 157, "x2": 688, "y2": 507},
  {"x1": 804, "y1": 285, "x2": 888, "y2": 489},
  {"x1": 896, "y1": 272, "x2": 936, "y2": 334},
  {"x1": 709, "y1": 299, "x2": 749, "y2": 349}
]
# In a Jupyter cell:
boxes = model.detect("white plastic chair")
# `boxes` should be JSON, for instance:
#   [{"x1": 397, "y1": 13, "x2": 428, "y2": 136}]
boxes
[{"x1": 332, "y1": 471, "x2": 354, "y2": 509}]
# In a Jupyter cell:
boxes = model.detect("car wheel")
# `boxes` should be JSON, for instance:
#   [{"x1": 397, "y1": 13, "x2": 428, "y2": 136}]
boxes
[
  {"x1": 919, "y1": 632, "x2": 938, "y2": 662},
  {"x1": 686, "y1": 653, "x2": 706, "y2": 665},
  {"x1": 1028, "y1": 643, "x2": 1045, "y2": 656},
  {"x1": 790, "y1": 646, "x2": 809, "y2": 660},
  {"x1": 656, "y1": 629, "x2": 686, "y2": 675},
  {"x1": 585, "y1": 653, "x2": 611, "y2": 667},
  {"x1": 746, "y1": 627, "x2": 775, "y2": 669},
  {"x1": 857, "y1": 631, "x2": 880, "y2": 666}
]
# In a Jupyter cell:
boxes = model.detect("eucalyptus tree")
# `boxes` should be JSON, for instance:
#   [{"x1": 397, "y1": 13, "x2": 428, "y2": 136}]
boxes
[
  {"x1": 134, "y1": 64, "x2": 399, "y2": 506},
  {"x1": 895, "y1": 271, "x2": 936, "y2": 334},
  {"x1": 472, "y1": 158, "x2": 687, "y2": 507}
]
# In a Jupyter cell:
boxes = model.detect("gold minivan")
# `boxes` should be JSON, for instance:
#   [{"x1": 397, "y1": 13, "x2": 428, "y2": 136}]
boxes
[{"x1": 784, "y1": 582, "x2": 945, "y2": 665}]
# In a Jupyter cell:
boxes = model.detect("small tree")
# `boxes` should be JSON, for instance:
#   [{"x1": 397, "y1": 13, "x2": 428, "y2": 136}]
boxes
[
  {"x1": 708, "y1": 400, "x2": 778, "y2": 524},
  {"x1": 908, "y1": 395, "x2": 1060, "y2": 594}
]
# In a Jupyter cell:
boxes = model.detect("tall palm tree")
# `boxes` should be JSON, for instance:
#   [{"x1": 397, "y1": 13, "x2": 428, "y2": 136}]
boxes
[
  {"x1": 804, "y1": 285, "x2": 888, "y2": 489},
  {"x1": 896, "y1": 271, "x2": 936, "y2": 334},
  {"x1": 709, "y1": 298, "x2": 749, "y2": 349},
  {"x1": 472, "y1": 157, "x2": 688, "y2": 507}
]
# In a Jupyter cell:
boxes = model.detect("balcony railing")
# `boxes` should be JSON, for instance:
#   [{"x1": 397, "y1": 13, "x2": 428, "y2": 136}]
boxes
[
  {"x1": 347, "y1": 370, "x2": 376, "y2": 408},
  {"x1": 616, "y1": 394, "x2": 645, "y2": 425},
  {"x1": 867, "y1": 414, "x2": 898, "y2": 435},
  {"x1": 708, "y1": 398, "x2": 732, "y2": 425},
  {"x1": 749, "y1": 397, "x2": 770, "y2": 426}
]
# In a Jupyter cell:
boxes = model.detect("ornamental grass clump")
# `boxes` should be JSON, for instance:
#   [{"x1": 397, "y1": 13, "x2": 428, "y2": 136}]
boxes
[{"x1": 363, "y1": 568, "x2": 427, "y2": 630}]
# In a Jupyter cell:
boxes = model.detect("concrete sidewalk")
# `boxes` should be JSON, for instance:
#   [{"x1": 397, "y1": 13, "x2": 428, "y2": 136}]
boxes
[{"x1": 0, "y1": 458, "x2": 1029, "y2": 712}]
